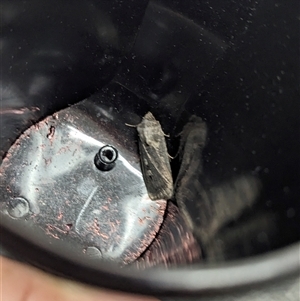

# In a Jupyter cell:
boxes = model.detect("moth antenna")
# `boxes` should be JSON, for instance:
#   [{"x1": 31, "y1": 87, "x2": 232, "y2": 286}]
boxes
[
  {"x1": 172, "y1": 149, "x2": 180, "y2": 159},
  {"x1": 175, "y1": 130, "x2": 183, "y2": 138},
  {"x1": 168, "y1": 153, "x2": 175, "y2": 160},
  {"x1": 125, "y1": 123, "x2": 137, "y2": 127}
]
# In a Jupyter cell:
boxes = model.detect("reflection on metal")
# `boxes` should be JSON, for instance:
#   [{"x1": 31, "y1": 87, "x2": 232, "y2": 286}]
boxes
[
  {"x1": 7, "y1": 197, "x2": 30, "y2": 219},
  {"x1": 84, "y1": 246, "x2": 103, "y2": 259},
  {"x1": 0, "y1": 103, "x2": 166, "y2": 264},
  {"x1": 135, "y1": 202, "x2": 202, "y2": 269}
]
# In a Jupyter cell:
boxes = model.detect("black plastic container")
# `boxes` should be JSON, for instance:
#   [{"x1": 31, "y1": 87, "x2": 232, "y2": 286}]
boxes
[{"x1": 0, "y1": 0, "x2": 299, "y2": 298}]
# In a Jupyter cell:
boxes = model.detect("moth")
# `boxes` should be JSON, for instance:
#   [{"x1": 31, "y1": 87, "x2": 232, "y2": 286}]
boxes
[
  {"x1": 174, "y1": 116, "x2": 208, "y2": 232},
  {"x1": 174, "y1": 116, "x2": 261, "y2": 248},
  {"x1": 175, "y1": 115, "x2": 208, "y2": 186},
  {"x1": 136, "y1": 112, "x2": 173, "y2": 200}
]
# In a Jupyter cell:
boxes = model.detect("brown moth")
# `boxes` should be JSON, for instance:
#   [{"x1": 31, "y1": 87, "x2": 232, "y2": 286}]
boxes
[
  {"x1": 174, "y1": 116, "x2": 261, "y2": 247},
  {"x1": 175, "y1": 115, "x2": 208, "y2": 185},
  {"x1": 136, "y1": 112, "x2": 173, "y2": 200},
  {"x1": 174, "y1": 116, "x2": 208, "y2": 232}
]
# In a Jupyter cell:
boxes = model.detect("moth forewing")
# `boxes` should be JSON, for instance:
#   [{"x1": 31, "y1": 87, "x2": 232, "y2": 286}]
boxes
[
  {"x1": 174, "y1": 116, "x2": 262, "y2": 249},
  {"x1": 178, "y1": 116, "x2": 207, "y2": 159},
  {"x1": 175, "y1": 116, "x2": 208, "y2": 188},
  {"x1": 137, "y1": 112, "x2": 173, "y2": 201}
]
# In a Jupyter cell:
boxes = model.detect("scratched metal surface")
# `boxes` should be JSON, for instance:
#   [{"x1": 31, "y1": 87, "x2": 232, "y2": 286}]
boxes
[
  {"x1": 135, "y1": 202, "x2": 202, "y2": 269},
  {"x1": 0, "y1": 101, "x2": 166, "y2": 265}
]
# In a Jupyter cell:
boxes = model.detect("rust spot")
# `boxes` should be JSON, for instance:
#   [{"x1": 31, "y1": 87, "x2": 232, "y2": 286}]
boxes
[
  {"x1": 109, "y1": 221, "x2": 117, "y2": 234},
  {"x1": 57, "y1": 210, "x2": 63, "y2": 220},
  {"x1": 45, "y1": 224, "x2": 60, "y2": 239},
  {"x1": 99, "y1": 233, "x2": 109, "y2": 240},
  {"x1": 101, "y1": 205, "x2": 109, "y2": 211},
  {"x1": 135, "y1": 203, "x2": 202, "y2": 269},
  {"x1": 43, "y1": 157, "x2": 52, "y2": 166},
  {"x1": 65, "y1": 223, "x2": 73, "y2": 230},
  {"x1": 87, "y1": 218, "x2": 102, "y2": 236},
  {"x1": 58, "y1": 146, "x2": 71, "y2": 154}
]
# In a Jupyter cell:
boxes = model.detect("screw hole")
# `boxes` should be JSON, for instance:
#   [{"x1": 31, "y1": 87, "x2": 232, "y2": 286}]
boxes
[
  {"x1": 94, "y1": 145, "x2": 118, "y2": 171},
  {"x1": 102, "y1": 149, "x2": 113, "y2": 161}
]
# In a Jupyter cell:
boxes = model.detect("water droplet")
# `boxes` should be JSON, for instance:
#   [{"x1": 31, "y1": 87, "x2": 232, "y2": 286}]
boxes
[
  {"x1": 283, "y1": 186, "x2": 290, "y2": 194},
  {"x1": 254, "y1": 166, "x2": 261, "y2": 173},
  {"x1": 286, "y1": 208, "x2": 295, "y2": 218}
]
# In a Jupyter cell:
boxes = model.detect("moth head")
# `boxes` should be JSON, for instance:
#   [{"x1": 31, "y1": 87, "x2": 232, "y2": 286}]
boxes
[{"x1": 143, "y1": 112, "x2": 156, "y2": 121}]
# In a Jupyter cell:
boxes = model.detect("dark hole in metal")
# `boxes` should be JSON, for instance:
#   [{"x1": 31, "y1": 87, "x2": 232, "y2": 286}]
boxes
[
  {"x1": 94, "y1": 145, "x2": 118, "y2": 171},
  {"x1": 102, "y1": 149, "x2": 114, "y2": 161}
]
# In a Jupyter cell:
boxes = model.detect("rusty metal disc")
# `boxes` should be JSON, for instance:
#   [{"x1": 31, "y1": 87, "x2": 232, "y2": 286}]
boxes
[{"x1": 0, "y1": 101, "x2": 167, "y2": 264}]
